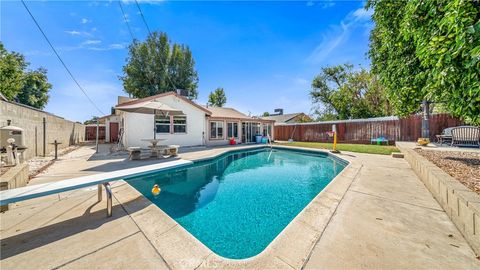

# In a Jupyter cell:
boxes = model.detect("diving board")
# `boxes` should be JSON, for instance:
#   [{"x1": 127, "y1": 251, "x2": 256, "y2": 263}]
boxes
[{"x1": 0, "y1": 159, "x2": 193, "y2": 216}]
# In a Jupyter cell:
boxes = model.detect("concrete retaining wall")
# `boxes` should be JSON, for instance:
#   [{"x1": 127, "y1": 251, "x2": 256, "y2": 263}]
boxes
[
  {"x1": 1, "y1": 100, "x2": 85, "y2": 160},
  {"x1": 397, "y1": 143, "x2": 480, "y2": 255},
  {"x1": 0, "y1": 163, "x2": 29, "y2": 211}
]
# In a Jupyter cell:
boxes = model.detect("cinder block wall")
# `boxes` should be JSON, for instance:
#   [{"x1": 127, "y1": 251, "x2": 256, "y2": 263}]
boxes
[
  {"x1": 398, "y1": 144, "x2": 480, "y2": 255},
  {"x1": 0, "y1": 100, "x2": 86, "y2": 160}
]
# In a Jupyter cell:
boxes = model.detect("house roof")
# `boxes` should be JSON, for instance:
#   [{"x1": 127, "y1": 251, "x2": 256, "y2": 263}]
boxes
[
  {"x1": 201, "y1": 106, "x2": 274, "y2": 122},
  {"x1": 201, "y1": 106, "x2": 250, "y2": 119},
  {"x1": 116, "y1": 91, "x2": 212, "y2": 115},
  {"x1": 261, "y1": 113, "x2": 305, "y2": 123}
]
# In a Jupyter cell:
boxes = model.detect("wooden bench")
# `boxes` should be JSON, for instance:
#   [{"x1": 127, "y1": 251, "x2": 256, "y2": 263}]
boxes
[
  {"x1": 0, "y1": 160, "x2": 193, "y2": 216},
  {"x1": 451, "y1": 126, "x2": 480, "y2": 148}
]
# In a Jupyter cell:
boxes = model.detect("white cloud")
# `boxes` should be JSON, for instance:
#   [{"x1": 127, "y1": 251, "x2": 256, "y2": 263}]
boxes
[
  {"x1": 321, "y1": 1, "x2": 335, "y2": 9},
  {"x1": 306, "y1": 1, "x2": 334, "y2": 8},
  {"x1": 65, "y1": 30, "x2": 81, "y2": 36},
  {"x1": 80, "y1": 18, "x2": 91, "y2": 24},
  {"x1": 65, "y1": 30, "x2": 93, "y2": 37},
  {"x1": 59, "y1": 41, "x2": 127, "y2": 52},
  {"x1": 306, "y1": 7, "x2": 373, "y2": 64},
  {"x1": 108, "y1": 43, "x2": 126, "y2": 49},
  {"x1": 82, "y1": 40, "x2": 102, "y2": 45}
]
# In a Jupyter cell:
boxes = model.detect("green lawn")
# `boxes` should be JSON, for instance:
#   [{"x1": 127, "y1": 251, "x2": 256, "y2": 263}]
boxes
[{"x1": 275, "y1": 141, "x2": 400, "y2": 155}]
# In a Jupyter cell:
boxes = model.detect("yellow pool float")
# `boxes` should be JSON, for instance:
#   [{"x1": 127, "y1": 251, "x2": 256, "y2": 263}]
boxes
[{"x1": 151, "y1": 184, "x2": 161, "y2": 196}]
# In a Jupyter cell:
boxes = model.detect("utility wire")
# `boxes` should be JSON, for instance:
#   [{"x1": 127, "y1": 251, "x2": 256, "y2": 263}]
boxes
[
  {"x1": 133, "y1": 0, "x2": 180, "y2": 93},
  {"x1": 118, "y1": 1, "x2": 136, "y2": 41},
  {"x1": 21, "y1": 0, "x2": 105, "y2": 115},
  {"x1": 134, "y1": 0, "x2": 152, "y2": 35}
]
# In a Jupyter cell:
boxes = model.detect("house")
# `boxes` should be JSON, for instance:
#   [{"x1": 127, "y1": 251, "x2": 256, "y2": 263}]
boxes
[
  {"x1": 202, "y1": 106, "x2": 274, "y2": 146},
  {"x1": 261, "y1": 109, "x2": 311, "y2": 125},
  {"x1": 111, "y1": 91, "x2": 275, "y2": 148}
]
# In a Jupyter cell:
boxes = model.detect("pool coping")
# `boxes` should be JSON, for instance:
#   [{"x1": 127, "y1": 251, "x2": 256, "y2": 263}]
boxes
[{"x1": 112, "y1": 145, "x2": 362, "y2": 269}]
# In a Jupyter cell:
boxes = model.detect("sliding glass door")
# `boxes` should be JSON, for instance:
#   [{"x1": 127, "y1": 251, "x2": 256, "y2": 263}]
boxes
[{"x1": 241, "y1": 122, "x2": 261, "y2": 143}]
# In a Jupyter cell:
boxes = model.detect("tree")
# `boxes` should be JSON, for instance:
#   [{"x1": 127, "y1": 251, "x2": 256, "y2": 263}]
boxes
[
  {"x1": 121, "y1": 32, "x2": 199, "y2": 99},
  {"x1": 262, "y1": 112, "x2": 270, "y2": 117},
  {"x1": 0, "y1": 42, "x2": 51, "y2": 109},
  {"x1": 83, "y1": 116, "x2": 99, "y2": 125},
  {"x1": 367, "y1": 0, "x2": 480, "y2": 124},
  {"x1": 208, "y1": 87, "x2": 227, "y2": 107},
  {"x1": 17, "y1": 68, "x2": 51, "y2": 109},
  {"x1": 367, "y1": 1, "x2": 428, "y2": 118},
  {"x1": 310, "y1": 64, "x2": 391, "y2": 120}
]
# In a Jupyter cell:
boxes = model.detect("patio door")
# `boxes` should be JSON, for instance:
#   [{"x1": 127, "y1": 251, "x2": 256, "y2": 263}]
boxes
[{"x1": 241, "y1": 122, "x2": 260, "y2": 143}]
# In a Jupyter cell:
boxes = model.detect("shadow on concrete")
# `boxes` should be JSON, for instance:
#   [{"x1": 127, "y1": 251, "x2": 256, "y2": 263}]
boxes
[{"x1": 0, "y1": 195, "x2": 149, "y2": 260}]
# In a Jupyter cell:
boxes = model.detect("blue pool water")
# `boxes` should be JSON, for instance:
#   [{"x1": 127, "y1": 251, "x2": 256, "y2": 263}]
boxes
[{"x1": 125, "y1": 148, "x2": 346, "y2": 259}]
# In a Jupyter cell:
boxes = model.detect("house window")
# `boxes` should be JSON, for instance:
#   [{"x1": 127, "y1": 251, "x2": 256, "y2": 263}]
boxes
[
  {"x1": 173, "y1": 116, "x2": 187, "y2": 133},
  {"x1": 155, "y1": 115, "x2": 170, "y2": 133},
  {"x1": 227, "y1": 122, "x2": 238, "y2": 138},
  {"x1": 210, "y1": 121, "x2": 224, "y2": 139}
]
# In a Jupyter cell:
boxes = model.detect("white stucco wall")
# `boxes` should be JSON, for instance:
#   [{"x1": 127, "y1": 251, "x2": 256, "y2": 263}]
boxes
[{"x1": 122, "y1": 95, "x2": 207, "y2": 148}]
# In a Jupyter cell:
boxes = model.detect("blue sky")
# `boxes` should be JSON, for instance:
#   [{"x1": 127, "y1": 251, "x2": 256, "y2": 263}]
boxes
[{"x1": 1, "y1": 0, "x2": 373, "y2": 122}]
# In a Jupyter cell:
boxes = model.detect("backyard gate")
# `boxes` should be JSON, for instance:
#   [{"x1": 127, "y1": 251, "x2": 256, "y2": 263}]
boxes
[{"x1": 85, "y1": 125, "x2": 106, "y2": 141}]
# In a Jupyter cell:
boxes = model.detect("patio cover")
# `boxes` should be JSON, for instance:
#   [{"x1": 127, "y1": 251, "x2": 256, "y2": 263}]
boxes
[
  {"x1": 115, "y1": 100, "x2": 184, "y2": 116},
  {"x1": 115, "y1": 100, "x2": 184, "y2": 139}
]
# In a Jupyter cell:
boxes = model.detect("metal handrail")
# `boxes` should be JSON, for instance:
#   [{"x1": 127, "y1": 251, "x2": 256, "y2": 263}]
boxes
[{"x1": 98, "y1": 182, "x2": 113, "y2": 217}]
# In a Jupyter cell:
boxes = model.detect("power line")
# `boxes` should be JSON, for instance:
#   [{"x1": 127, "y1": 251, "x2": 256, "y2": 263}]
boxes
[
  {"x1": 21, "y1": 0, "x2": 105, "y2": 116},
  {"x1": 134, "y1": 0, "x2": 152, "y2": 35},
  {"x1": 133, "y1": 0, "x2": 180, "y2": 93},
  {"x1": 118, "y1": 1, "x2": 136, "y2": 41}
]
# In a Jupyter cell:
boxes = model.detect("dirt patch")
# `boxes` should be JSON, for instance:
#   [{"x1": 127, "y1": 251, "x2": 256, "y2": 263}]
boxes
[
  {"x1": 415, "y1": 149, "x2": 480, "y2": 194},
  {"x1": 27, "y1": 145, "x2": 80, "y2": 179}
]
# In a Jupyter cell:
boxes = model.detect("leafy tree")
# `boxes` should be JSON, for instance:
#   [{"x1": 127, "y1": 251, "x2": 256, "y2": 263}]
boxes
[
  {"x1": 16, "y1": 68, "x2": 51, "y2": 109},
  {"x1": 262, "y1": 112, "x2": 270, "y2": 117},
  {"x1": 208, "y1": 87, "x2": 227, "y2": 107},
  {"x1": 367, "y1": 0, "x2": 480, "y2": 124},
  {"x1": 297, "y1": 114, "x2": 313, "y2": 123},
  {"x1": 367, "y1": 0, "x2": 428, "y2": 117},
  {"x1": 0, "y1": 42, "x2": 51, "y2": 109},
  {"x1": 121, "y1": 31, "x2": 199, "y2": 99},
  {"x1": 310, "y1": 64, "x2": 391, "y2": 120},
  {"x1": 83, "y1": 116, "x2": 99, "y2": 125}
]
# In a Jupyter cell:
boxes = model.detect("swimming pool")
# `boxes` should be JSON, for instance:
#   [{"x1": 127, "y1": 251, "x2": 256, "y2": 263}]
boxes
[{"x1": 125, "y1": 148, "x2": 347, "y2": 259}]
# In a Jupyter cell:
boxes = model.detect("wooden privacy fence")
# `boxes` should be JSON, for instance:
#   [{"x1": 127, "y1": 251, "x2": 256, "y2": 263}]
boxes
[
  {"x1": 274, "y1": 114, "x2": 463, "y2": 144},
  {"x1": 85, "y1": 125, "x2": 106, "y2": 141}
]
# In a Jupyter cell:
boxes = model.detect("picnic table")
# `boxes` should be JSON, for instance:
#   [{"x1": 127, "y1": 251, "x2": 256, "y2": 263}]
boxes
[{"x1": 142, "y1": 139, "x2": 167, "y2": 158}]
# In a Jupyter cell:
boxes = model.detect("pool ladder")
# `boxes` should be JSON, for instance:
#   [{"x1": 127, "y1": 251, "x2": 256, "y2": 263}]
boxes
[
  {"x1": 267, "y1": 134, "x2": 273, "y2": 160},
  {"x1": 265, "y1": 134, "x2": 272, "y2": 147}
]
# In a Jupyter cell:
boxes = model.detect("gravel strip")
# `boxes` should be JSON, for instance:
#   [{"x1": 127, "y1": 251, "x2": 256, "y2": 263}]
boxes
[{"x1": 415, "y1": 149, "x2": 480, "y2": 194}]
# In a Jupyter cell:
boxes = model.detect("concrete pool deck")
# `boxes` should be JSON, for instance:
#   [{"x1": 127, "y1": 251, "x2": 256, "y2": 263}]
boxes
[{"x1": 1, "y1": 144, "x2": 479, "y2": 269}]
